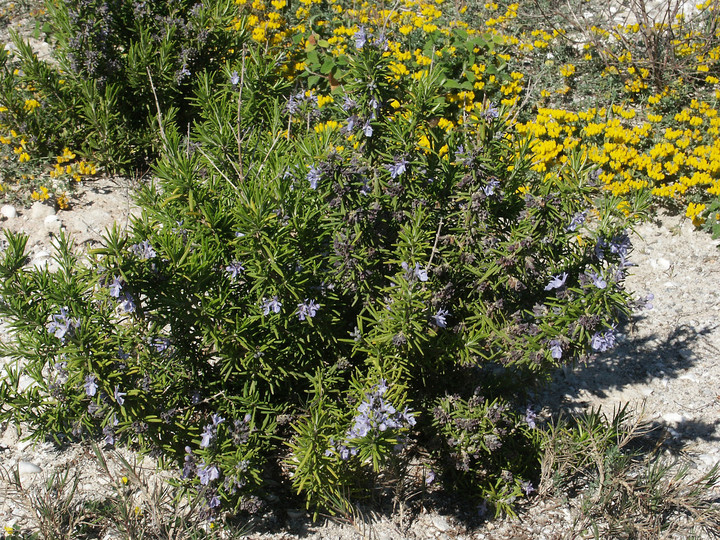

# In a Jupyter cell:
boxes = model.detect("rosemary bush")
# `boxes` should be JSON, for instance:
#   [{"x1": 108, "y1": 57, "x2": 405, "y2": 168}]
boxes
[{"x1": 0, "y1": 0, "x2": 648, "y2": 522}]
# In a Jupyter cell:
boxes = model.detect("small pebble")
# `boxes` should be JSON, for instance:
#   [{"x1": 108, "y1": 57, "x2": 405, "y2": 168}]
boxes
[
  {"x1": 18, "y1": 461, "x2": 42, "y2": 474},
  {"x1": 655, "y1": 257, "x2": 671, "y2": 271},
  {"x1": 432, "y1": 516, "x2": 451, "y2": 532},
  {"x1": 663, "y1": 412, "x2": 684, "y2": 424},
  {"x1": 30, "y1": 201, "x2": 55, "y2": 220},
  {"x1": 1, "y1": 205, "x2": 17, "y2": 219}
]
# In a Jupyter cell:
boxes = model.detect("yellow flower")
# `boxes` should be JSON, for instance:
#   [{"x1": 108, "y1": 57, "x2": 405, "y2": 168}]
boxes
[
  {"x1": 559, "y1": 63, "x2": 576, "y2": 77},
  {"x1": 24, "y1": 98, "x2": 41, "y2": 112},
  {"x1": 316, "y1": 94, "x2": 334, "y2": 108},
  {"x1": 686, "y1": 202, "x2": 706, "y2": 220},
  {"x1": 57, "y1": 192, "x2": 70, "y2": 210}
]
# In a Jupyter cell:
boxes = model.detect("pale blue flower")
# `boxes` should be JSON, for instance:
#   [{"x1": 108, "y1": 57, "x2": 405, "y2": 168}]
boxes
[
  {"x1": 84, "y1": 374, "x2": 98, "y2": 397},
  {"x1": 296, "y1": 299, "x2": 320, "y2": 321},
  {"x1": 200, "y1": 424, "x2": 214, "y2": 448},
  {"x1": 119, "y1": 293, "x2": 136, "y2": 313},
  {"x1": 225, "y1": 261, "x2": 244, "y2": 281},
  {"x1": 307, "y1": 166, "x2": 321, "y2": 189},
  {"x1": 525, "y1": 407, "x2": 537, "y2": 429},
  {"x1": 402, "y1": 261, "x2": 428, "y2": 282},
  {"x1": 262, "y1": 296, "x2": 282, "y2": 315},
  {"x1": 432, "y1": 308, "x2": 449, "y2": 328},
  {"x1": 482, "y1": 179, "x2": 500, "y2": 197},
  {"x1": 114, "y1": 386, "x2": 126, "y2": 406},
  {"x1": 386, "y1": 158, "x2": 408, "y2": 179},
  {"x1": 483, "y1": 103, "x2": 499, "y2": 120},
  {"x1": 588, "y1": 270, "x2": 607, "y2": 289},
  {"x1": 566, "y1": 211, "x2": 587, "y2": 232},
  {"x1": 549, "y1": 340, "x2": 562, "y2": 359},
  {"x1": 544, "y1": 272, "x2": 568, "y2": 291},
  {"x1": 354, "y1": 27, "x2": 367, "y2": 49},
  {"x1": 590, "y1": 327, "x2": 616, "y2": 352},
  {"x1": 109, "y1": 277, "x2": 123, "y2": 298},
  {"x1": 47, "y1": 307, "x2": 80, "y2": 342},
  {"x1": 197, "y1": 462, "x2": 219, "y2": 485},
  {"x1": 129, "y1": 240, "x2": 156, "y2": 260}
]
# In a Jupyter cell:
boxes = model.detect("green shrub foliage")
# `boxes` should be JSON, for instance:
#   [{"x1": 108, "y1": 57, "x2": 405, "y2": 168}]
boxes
[
  {"x1": 0, "y1": 19, "x2": 646, "y2": 518},
  {"x1": 0, "y1": 0, "x2": 244, "y2": 170}
]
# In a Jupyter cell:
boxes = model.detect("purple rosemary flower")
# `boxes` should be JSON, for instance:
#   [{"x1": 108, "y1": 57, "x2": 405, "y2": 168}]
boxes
[
  {"x1": 84, "y1": 374, "x2": 98, "y2": 397},
  {"x1": 103, "y1": 424, "x2": 115, "y2": 446},
  {"x1": 342, "y1": 379, "x2": 415, "y2": 453},
  {"x1": 386, "y1": 158, "x2": 408, "y2": 179},
  {"x1": 609, "y1": 232, "x2": 631, "y2": 257},
  {"x1": 262, "y1": 296, "x2": 282, "y2": 315},
  {"x1": 590, "y1": 327, "x2": 616, "y2": 352},
  {"x1": 482, "y1": 179, "x2": 500, "y2": 197},
  {"x1": 129, "y1": 240, "x2": 156, "y2": 260},
  {"x1": 200, "y1": 424, "x2": 215, "y2": 448},
  {"x1": 354, "y1": 26, "x2": 367, "y2": 49},
  {"x1": 525, "y1": 407, "x2": 537, "y2": 429},
  {"x1": 119, "y1": 293, "x2": 136, "y2": 313},
  {"x1": 109, "y1": 276, "x2": 123, "y2": 298},
  {"x1": 47, "y1": 307, "x2": 80, "y2": 342},
  {"x1": 521, "y1": 480, "x2": 535, "y2": 496},
  {"x1": 431, "y1": 308, "x2": 449, "y2": 328},
  {"x1": 587, "y1": 270, "x2": 607, "y2": 289},
  {"x1": 114, "y1": 386, "x2": 126, "y2": 406},
  {"x1": 594, "y1": 237, "x2": 608, "y2": 261},
  {"x1": 225, "y1": 261, "x2": 244, "y2": 281},
  {"x1": 566, "y1": 211, "x2": 587, "y2": 232},
  {"x1": 482, "y1": 102, "x2": 499, "y2": 120},
  {"x1": 426, "y1": 469, "x2": 436, "y2": 485},
  {"x1": 183, "y1": 447, "x2": 196, "y2": 479},
  {"x1": 307, "y1": 165, "x2": 321, "y2": 189},
  {"x1": 544, "y1": 272, "x2": 568, "y2": 291},
  {"x1": 208, "y1": 494, "x2": 221, "y2": 509},
  {"x1": 296, "y1": 299, "x2": 320, "y2": 321},
  {"x1": 197, "y1": 462, "x2": 220, "y2": 485},
  {"x1": 230, "y1": 70, "x2": 240, "y2": 86},
  {"x1": 402, "y1": 261, "x2": 428, "y2": 282},
  {"x1": 362, "y1": 120, "x2": 373, "y2": 138},
  {"x1": 342, "y1": 96, "x2": 357, "y2": 111},
  {"x1": 548, "y1": 340, "x2": 562, "y2": 360}
]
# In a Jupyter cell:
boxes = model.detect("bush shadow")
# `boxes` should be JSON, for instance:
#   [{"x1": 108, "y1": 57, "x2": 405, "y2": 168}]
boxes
[{"x1": 535, "y1": 315, "x2": 720, "y2": 447}]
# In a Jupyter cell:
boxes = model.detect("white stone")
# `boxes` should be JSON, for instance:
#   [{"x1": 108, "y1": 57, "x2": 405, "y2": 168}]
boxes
[
  {"x1": 662, "y1": 413, "x2": 684, "y2": 425},
  {"x1": 698, "y1": 454, "x2": 718, "y2": 467},
  {"x1": 30, "y1": 201, "x2": 55, "y2": 220},
  {"x1": 44, "y1": 214, "x2": 60, "y2": 226},
  {"x1": 432, "y1": 516, "x2": 451, "y2": 532},
  {"x1": 654, "y1": 257, "x2": 671, "y2": 271},
  {"x1": 1, "y1": 204, "x2": 17, "y2": 218},
  {"x1": 17, "y1": 461, "x2": 42, "y2": 474}
]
